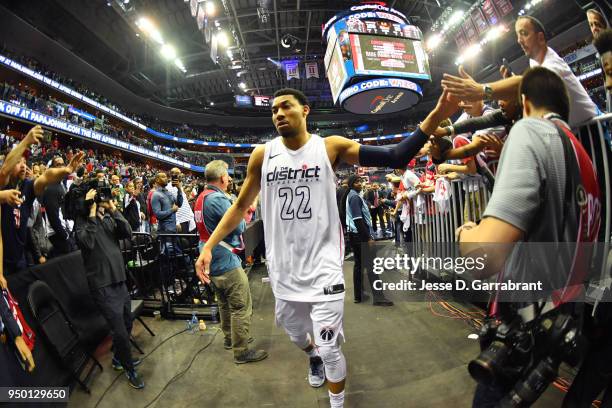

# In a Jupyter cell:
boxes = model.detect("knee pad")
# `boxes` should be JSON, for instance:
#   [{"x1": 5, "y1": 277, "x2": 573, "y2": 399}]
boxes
[
  {"x1": 318, "y1": 344, "x2": 346, "y2": 383},
  {"x1": 289, "y1": 332, "x2": 310, "y2": 349}
]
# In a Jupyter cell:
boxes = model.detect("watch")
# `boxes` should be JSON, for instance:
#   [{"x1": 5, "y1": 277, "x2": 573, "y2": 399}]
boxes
[{"x1": 483, "y1": 84, "x2": 493, "y2": 102}]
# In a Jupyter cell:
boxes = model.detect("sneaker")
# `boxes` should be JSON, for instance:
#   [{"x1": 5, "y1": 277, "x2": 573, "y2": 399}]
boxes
[
  {"x1": 234, "y1": 349, "x2": 268, "y2": 364},
  {"x1": 308, "y1": 356, "x2": 325, "y2": 388},
  {"x1": 112, "y1": 357, "x2": 143, "y2": 371},
  {"x1": 224, "y1": 336, "x2": 255, "y2": 350},
  {"x1": 125, "y1": 370, "x2": 145, "y2": 389}
]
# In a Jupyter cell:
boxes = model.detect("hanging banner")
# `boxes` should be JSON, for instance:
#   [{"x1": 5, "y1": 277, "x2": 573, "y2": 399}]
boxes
[
  {"x1": 455, "y1": 28, "x2": 468, "y2": 50},
  {"x1": 305, "y1": 62, "x2": 319, "y2": 79},
  {"x1": 492, "y1": 0, "x2": 513, "y2": 17},
  {"x1": 471, "y1": 8, "x2": 489, "y2": 36},
  {"x1": 481, "y1": 0, "x2": 500, "y2": 26},
  {"x1": 285, "y1": 61, "x2": 300, "y2": 80}
]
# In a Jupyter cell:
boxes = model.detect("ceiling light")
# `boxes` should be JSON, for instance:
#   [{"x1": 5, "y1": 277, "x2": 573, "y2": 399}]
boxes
[
  {"x1": 216, "y1": 31, "x2": 229, "y2": 47},
  {"x1": 426, "y1": 33, "x2": 442, "y2": 50},
  {"x1": 210, "y1": 101, "x2": 214, "y2": 106},
  {"x1": 161, "y1": 44, "x2": 177, "y2": 60},
  {"x1": 239, "y1": 82, "x2": 247, "y2": 89},
  {"x1": 226, "y1": 49, "x2": 233, "y2": 59},
  {"x1": 174, "y1": 58, "x2": 186, "y2": 72},
  {"x1": 137, "y1": 17, "x2": 154, "y2": 32},
  {"x1": 205, "y1": 1, "x2": 216, "y2": 16}
]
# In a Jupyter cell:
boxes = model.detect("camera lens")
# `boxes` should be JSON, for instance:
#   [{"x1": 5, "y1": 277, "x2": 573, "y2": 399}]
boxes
[{"x1": 468, "y1": 341, "x2": 511, "y2": 385}]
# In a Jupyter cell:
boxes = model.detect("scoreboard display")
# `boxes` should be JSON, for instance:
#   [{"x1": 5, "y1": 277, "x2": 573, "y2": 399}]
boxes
[
  {"x1": 350, "y1": 34, "x2": 430, "y2": 80},
  {"x1": 254, "y1": 95, "x2": 272, "y2": 107}
]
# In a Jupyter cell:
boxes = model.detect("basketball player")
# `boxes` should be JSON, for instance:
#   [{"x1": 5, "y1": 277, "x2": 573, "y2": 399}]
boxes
[{"x1": 196, "y1": 88, "x2": 457, "y2": 407}]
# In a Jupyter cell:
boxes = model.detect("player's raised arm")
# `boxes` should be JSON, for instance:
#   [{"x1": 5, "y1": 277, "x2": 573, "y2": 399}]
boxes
[{"x1": 331, "y1": 90, "x2": 460, "y2": 168}]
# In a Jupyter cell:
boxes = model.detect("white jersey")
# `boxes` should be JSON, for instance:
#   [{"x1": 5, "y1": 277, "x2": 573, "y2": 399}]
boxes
[{"x1": 260, "y1": 134, "x2": 344, "y2": 302}]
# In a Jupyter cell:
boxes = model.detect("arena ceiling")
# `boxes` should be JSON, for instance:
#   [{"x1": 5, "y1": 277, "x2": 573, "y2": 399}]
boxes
[{"x1": 2, "y1": 0, "x2": 589, "y2": 120}]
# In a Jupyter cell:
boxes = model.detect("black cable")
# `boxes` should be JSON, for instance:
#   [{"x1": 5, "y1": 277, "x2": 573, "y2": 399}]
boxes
[
  {"x1": 93, "y1": 327, "x2": 189, "y2": 408},
  {"x1": 142, "y1": 328, "x2": 220, "y2": 408}
]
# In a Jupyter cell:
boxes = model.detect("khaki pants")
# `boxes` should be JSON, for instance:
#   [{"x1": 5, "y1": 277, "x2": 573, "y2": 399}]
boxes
[{"x1": 211, "y1": 267, "x2": 253, "y2": 356}]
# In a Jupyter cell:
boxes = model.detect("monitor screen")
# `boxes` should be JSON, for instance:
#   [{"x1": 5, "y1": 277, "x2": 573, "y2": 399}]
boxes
[
  {"x1": 235, "y1": 95, "x2": 253, "y2": 107},
  {"x1": 350, "y1": 34, "x2": 430, "y2": 80},
  {"x1": 254, "y1": 95, "x2": 271, "y2": 107}
]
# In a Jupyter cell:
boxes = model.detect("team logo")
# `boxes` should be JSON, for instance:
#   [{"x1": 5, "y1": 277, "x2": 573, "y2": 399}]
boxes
[{"x1": 320, "y1": 327, "x2": 335, "y2": 342}]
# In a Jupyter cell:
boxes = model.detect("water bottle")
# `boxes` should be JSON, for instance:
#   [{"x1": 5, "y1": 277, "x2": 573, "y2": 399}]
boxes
[{"x1": 190, "y1": 312, "x2": 198, "y2": 334}]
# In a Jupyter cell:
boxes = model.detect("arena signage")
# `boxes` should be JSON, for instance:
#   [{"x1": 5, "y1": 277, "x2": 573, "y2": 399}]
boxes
[
  {"x1": 0, "y1": 100, "x2": 204, "y2": 172},
  {"x1": 338, "y1": 78, "x2": 422, "y2": 115},
  {"x1": 0, "y1": 53, "x2": 259, "y2": 148},
  {"x1": 322, "y1": 5, "x2": 408, "y2": 40}
]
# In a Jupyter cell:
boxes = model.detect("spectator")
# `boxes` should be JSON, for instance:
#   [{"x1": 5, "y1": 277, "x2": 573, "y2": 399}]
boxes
[
  {"x1": 151, "y1": 172, "x2": 182, "y2": 233},
  {"x1": 0, "y1": 126, "x2": 83, "y2": 275},
  {"x1": 40, "y1": 156, "x2": 73, "y2": 257},
  {"x1": 587, "y1": 8, "x2": 609, "y2": 40},
  {"x1": 441, "y1": 16, "x2": 600, "y2": 127},
  {"x1": 166, "y1": 168, "x2": 195, "y2": 233},
  {"x1": 593, "y1": 29, "x2": 612, "y2": 93}
]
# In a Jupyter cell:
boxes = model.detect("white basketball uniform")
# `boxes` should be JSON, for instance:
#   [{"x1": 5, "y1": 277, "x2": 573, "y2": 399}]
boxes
[{"x1": 260, "y1": 134, "x2": 344, "y2": 345}]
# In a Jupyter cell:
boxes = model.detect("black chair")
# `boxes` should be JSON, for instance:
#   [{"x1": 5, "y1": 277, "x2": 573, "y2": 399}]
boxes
[
  {"x1": 129, "y1": 299, "x2": 155, "y2": 354},
  {"x1": 27, "y1": 280, "x2": 102, "y2": 393}
]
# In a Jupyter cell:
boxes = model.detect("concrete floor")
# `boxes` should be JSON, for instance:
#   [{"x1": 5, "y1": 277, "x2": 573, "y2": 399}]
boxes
[{"x1": 69, "y1": 258, "x2": 566, "y2": 408}]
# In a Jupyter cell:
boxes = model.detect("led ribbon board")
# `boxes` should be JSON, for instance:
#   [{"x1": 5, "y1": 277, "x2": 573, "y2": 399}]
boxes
[{"x1": 339, "y1": 78, "x2": 422, "y2": 115}]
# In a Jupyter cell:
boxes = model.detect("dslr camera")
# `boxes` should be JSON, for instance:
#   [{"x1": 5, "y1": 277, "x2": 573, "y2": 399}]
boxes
[{"x1": 469, "y1": 309, "x2": 584, "y2": 407}]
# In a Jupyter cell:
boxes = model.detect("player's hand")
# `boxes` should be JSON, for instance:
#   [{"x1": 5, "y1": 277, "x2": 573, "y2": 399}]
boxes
[
  {"x1": 432, "y1": 127, "x2": 448, "y2": 138},
  {"x1": 14, "y1": 336, "x2": 35, "y2": 372},
  {"x1": 0, "y1": 274, "x2": 7, "y2": 289},
  {"x1": 195, "y1": 247, "x2": 212, "y2": 285},
  {"x1": 0, "y1": 189, "x2": 23, "y2": 207},
  {"x1": 38, "y1": 256, "x2": 46, "y2": 264},
  {"x1": 24, "y1": 126, "x2": 43, "y2": 146},
  {"x1": 480, "y1": 134, "x2": 504, "y2": 156},
  {"x1": 441, "y1": 65, "x2": 485, "y2": 102},
  {"x1": 432, "y1": 89, "x2": 461, "y2": 121}
]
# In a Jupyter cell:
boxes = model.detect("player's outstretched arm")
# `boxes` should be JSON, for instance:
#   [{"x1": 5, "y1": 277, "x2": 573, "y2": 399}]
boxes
[
  {"x1": 330, "y1": 89, "x2": 460, "y2": 168},
  {"x1": 196, "y1": 145, "x2": 264, "y2": 283}
]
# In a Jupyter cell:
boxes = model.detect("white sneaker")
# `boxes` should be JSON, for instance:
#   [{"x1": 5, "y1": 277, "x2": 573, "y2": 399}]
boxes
[{"x1": 308, "y1": 356, "x2": 325, "y2": 388}]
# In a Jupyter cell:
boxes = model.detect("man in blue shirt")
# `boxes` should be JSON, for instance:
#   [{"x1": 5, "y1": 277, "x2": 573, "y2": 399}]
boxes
[
  {"x1": 194, "y1": 160, "x2": 267, "y2": 364},
  {"x1": 151, "y1": 172, "x2": 182, "y2": 233},
  {"x1": 344, "y1": 175, "x2": 393, "y2": 306}
]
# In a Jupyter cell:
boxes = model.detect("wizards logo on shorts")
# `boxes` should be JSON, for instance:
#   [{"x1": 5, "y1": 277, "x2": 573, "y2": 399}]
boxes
[{"x1": 320, "y1": 327, "x2": 335, "y2": 342}]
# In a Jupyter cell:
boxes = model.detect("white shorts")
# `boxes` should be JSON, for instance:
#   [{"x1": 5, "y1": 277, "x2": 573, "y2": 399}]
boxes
[{"x1": 275, "y1": 298, "x2": 345, "y2": 346}]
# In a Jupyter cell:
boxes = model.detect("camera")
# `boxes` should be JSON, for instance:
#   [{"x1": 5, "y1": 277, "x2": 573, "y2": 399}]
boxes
[
  {"x1": 42, "y1": 130, "x2": 52, "y2": 143},
  {"x1": 469, "y1": 310, "x2": 584, "y2": 407}
]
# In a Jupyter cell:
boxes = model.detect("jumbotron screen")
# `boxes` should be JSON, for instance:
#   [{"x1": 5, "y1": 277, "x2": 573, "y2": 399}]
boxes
[{"x1": 349, "y1": 34, "x2": 430, "y2": 80}]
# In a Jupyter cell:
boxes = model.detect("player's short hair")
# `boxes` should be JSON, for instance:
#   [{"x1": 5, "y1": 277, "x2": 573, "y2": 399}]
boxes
[
  {"x1": 520, "y1": 67, "x2": 570, "y2": 122},
  {"x1": 273, "y1": 88, "x2": 309, "y2": 106},
  {"x1": 517, "y1": 15, "x2": 548, "y2": 40},
  {"x1": 205, "y1": 160, "x2": 229, "y2": 182},
  {"x1": 594, "y1": 28, "x2": 612, "y2": 55}
]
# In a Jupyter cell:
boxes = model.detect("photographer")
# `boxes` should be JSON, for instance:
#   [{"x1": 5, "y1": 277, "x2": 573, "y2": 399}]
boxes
[
  {"x1": 456, "y1": 68, "x2": 601, "y2": 407},
  {"x1": 74, "y1": 188, "x2": 144, "y2": 389}
]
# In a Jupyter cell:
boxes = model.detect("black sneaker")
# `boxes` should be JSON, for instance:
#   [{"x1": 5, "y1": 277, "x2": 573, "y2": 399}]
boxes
[
  {"x1": 234, "y1": 349, "x2": 268, "y2": 364},
  {"x1": 224, "y1": 336, "x2": 255, "y2": 350},
  {"x1": 125, "y1": 370, "x2": 145, "y2": 389},
  {"x1": 373, "y1": 299, "x2": 394, "y2": 307},
  {"x1": 112, "y1": 357, "x2": 143, "y2": 371}
]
